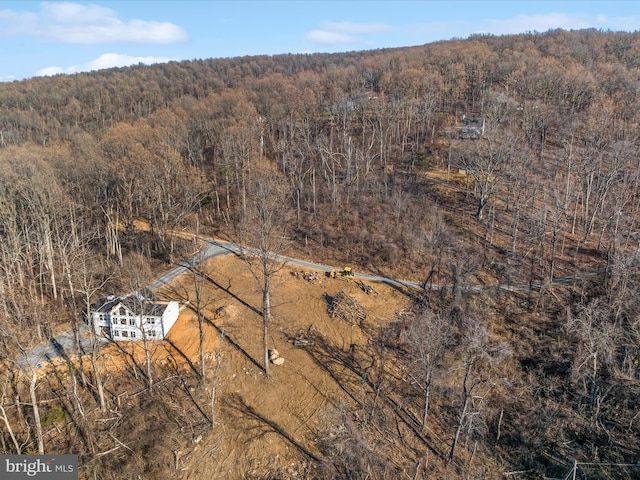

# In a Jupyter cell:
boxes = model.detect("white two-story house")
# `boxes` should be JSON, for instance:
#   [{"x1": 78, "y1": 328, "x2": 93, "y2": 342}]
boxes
[{"x1": 91, "y1": 292, "x2": 179, "y2": 341}]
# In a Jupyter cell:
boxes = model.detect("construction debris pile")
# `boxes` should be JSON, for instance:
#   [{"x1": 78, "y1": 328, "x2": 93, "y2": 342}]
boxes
[
  {"x1": 328, "y1": 291, "x2": 367, "y2": 326},
  {"x1": 290, "y1": 270, "x2": 321, "y2": 283},
  {"x1": 289, "y1": 325, "x2": 316, "y2": 347},
  {"x1": 355, "y1": 279, "x2": 377, "y2": 295}
]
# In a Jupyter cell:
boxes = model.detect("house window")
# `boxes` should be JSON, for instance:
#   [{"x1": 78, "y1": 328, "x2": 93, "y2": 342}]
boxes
[
  {"x1": 131, "y1": 331, "x2": 136, "y2": 338},
  {"x1": 120, "y1": 318, "x2": 126, "y2": 325},
  {"x1": 148, "y1": 318, "x2": 156, "y2": 325},
  {"x1": 119, "y1": 306, "x2": 126, "y2": 316},
  {"x1": 114, "y1": 330, "x2": 120, "y2": 337},
  {"x1": 147, "y1": 330, "x2": 156, "y2": 337},
  {"x1": 129, "y1": 319, "x2": 135, "y2": 326},
  {"x1": 121, "y1": 331, "x2": 129, "y2": 338}
]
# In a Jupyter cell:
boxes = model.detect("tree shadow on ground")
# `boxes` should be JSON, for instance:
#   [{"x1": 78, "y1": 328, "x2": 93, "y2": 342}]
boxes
[
  {"x1": 223, "y1": 392, "x2": 321, "y2": 463},
  {"x1": 302, "y1": 331, "x2": 446, "y2": 460},
  {"x1": 163, "y1": 338, "x2": 200, "y2": 377},
  {"x1": 158, "y1": 274, "x2": 265, "y2": 374},
  {"x1": 202, "y1": 312, "x2": 264, "y2": 372}
]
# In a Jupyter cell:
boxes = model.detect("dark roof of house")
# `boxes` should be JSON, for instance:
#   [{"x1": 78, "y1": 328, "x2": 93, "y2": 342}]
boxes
[
  {"x1": 91, "y1": 291, "x2": 169, "y2": 317},
  {"x1": 461, "y1": 116, "x2": 485, "y2": 139},
  {"x1": 90, "y1": 296, "x2": 122, "y2": 313},
  {"x1": 462, "y1": 115, "x2": 485, "y2": 126}
]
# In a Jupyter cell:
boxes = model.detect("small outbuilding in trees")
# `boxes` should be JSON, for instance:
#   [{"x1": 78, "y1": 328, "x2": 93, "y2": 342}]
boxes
[{"x1": 461, "y1": 115, "x2": 485, "y2": 139}]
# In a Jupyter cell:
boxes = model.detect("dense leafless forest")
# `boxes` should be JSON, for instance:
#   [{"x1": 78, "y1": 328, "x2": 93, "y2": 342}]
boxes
[{"x1": 2, "y1": 28, "x2": 640, "y2": 478}]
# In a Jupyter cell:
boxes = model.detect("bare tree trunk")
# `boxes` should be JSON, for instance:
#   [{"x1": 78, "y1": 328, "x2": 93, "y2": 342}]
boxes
[
  {"x1": 511, "y1": 205, "x2": 520, "y2": 253},
  {"x1": 72, "y1": 373, "x2": 95, "y2": 454},
  {"x1": 449, "y1": 391, "x2": 469, "y2": 462},
  {"x1": 190, "y1": 249, "x2": 210, "y2": 381},
  {"x1": 199, "y1": 312, "x2": 206, "y2": 380},
  {"x1": 43, "y1": 224, "x2": 58, "y2": 300},
  {"x1": 263, "y1": 270, "x2": 271, "y2": 377},
  {"x1": 408, "y1": 310, "x2": 450, "y2": 433},
  {"x1": 81, "y1": 261, "x2": 111, "y2": 412},
  {"x1": 29, "y1": 371, "x2": 44, "y2": 455},
  {"x1": 589, "y1": 352, "x2": 598, "y2": 416},
  {"x1": 91, "y1": 340, "x2": 106, "y2": 412},
  {"x1": 239, "y1": 162, "x2": 289, "y2": 377},
  {"x1": 475, "y1": 195, "x2": 486, "y2": 221},
  {"x1": 0, "y1": 388, "x2": 21, "y2": 453},
  {"x1": 495, "y1": 408, "x2": 504, "y2": 446},
  {"x1": 422, "y1": 370, "x2": 432, "y2": 431},
  {"x1": 142, "y1": 330, "x2": 154, "y2": 390},
  {"x1": 210, "y1": 327, "x2": 224, "y2": 427}
]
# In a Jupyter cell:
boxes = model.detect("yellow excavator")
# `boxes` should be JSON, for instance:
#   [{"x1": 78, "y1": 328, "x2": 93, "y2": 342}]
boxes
[{"x1": 329, "y1": 266, "x2": 354, "y2": 279}]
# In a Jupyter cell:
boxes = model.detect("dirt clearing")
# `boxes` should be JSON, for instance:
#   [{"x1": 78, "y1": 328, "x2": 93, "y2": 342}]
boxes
[{"x1": 109, "y1": 252, "x2": 412, "y2": 478}]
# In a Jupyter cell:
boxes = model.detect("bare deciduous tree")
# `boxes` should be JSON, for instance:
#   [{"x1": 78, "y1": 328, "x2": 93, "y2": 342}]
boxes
[
  {"x1": 566, "y1": 299, "x2": 620, "y2": 421},
  {"x1": 459, "y1": 130, "x2": 515, "y2": 221},
  {"x1": 210, "y1": 326, "x2": 224, "y2": 427},
  {"x1": 238, "y1": 161, "x2": 291, "y2": 376},
  {"x1": 406, "y1": 308, "x2": 452, "y2": 430},
  {"x1": 186, "y1": 243, "x2": 217, "y2": 382},
  {"x1": 0, "y1": 372, "x2": 22, "y2": 453},
  {"x1": 449, "y1": 312, "x2": 510, "y2": 463},
  {"x1": 77, "y1": 251, "x2": 112, "y2": 411}
]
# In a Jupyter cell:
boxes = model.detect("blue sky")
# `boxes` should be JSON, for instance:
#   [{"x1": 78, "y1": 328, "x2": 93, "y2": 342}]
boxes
[{"x1": 0, "y1": 1, "x2": 638, "y2": 81}]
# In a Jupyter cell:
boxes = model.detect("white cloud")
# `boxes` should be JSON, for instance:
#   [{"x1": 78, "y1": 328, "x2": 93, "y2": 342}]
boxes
[
  {"x1": 42, "y1": 2, "x2": 113, "y2": 24},
  {"x1": 36, "y1": 53, "x2": 174, "y2": 76},
  {"x1": 305, "y1": 30, "x2": 355, "y2": 44},
  {"x1": 320, "y1": 21, "x2": 391, "y2": 35},
  {"x1": 0, "y1": 1, "x2": 188, "y2": 44},
  {"x1": 305, "y1": 21, "x2": 392, "y2": 45},
  {"x1": 0, "y1": 9, "x2": 38, "y2": 35}
]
